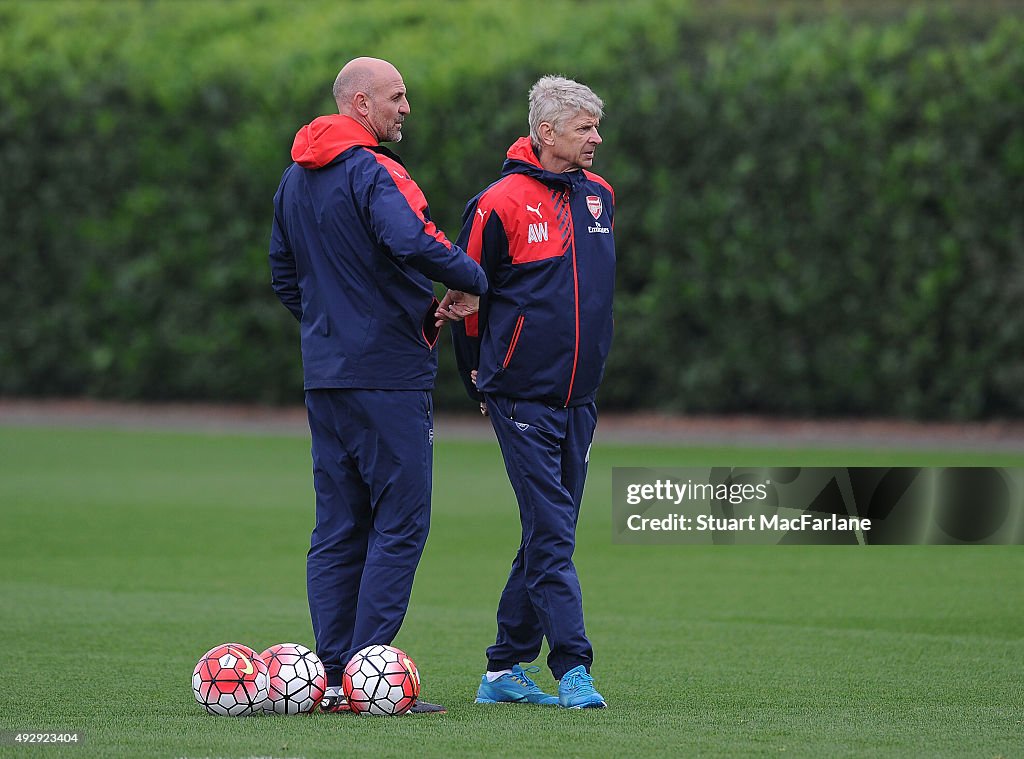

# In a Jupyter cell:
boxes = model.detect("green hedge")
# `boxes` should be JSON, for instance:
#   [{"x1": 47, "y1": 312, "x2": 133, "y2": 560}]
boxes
[{"x1": 1, "y1": 1, "x2": 1022, "y2": 418}]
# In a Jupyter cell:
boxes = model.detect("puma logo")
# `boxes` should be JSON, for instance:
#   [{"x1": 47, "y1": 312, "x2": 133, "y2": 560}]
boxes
[
  {"x1": 477, "y1": 207, "x2": 486, "y2": 221},
  {"x1": 526, "y1": 202, "x2": 542, "y2": 219}
]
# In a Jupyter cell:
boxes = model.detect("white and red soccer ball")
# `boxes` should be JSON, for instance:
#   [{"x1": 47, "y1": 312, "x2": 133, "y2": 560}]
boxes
[
  {"x1": 342, "y1": 644, "x2": 420, "y2": 715},
  {"x1": 192, "y1": 641, "x2": 326, "y2": 716},
  {"x1": 192, "y1": 643, "x2": 270, "y2": 717},
  {"x1": 259, "y1": 642, "x2": 327, "y2": 715}
]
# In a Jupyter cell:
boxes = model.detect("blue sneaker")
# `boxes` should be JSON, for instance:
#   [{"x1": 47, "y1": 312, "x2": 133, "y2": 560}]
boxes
[
  {"x1": 475, "y1": 665, "x2": 559, "y2": 705},
  {"x1": 558, "y1": 665, "x2": 607, "y2": 709}
]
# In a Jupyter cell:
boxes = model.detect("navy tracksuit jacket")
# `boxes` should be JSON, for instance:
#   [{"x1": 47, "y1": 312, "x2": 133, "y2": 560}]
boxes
[
  {"x1": 451, "y1": 137, "x2": 615, "y2": 678},
  {"x1": 270, "y1": 114, "x2": 486, "y2": 684}
]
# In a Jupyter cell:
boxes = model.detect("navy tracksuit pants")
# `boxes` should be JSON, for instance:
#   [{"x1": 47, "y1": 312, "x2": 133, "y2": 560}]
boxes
[
  {"x1": 305, "y1": 388, "x2": 433, "y2": 686},
  {"x1": 484, "y1": 394, "x2": 597, "y2": 680}
]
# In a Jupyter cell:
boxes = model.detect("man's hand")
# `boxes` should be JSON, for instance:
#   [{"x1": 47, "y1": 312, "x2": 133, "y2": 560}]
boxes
[
  {"x1": 470, "y1": 370, "x2": 488, "y2": 415},
  {"x1": 434, "y1": 290, "x2": 480, "y2": 327}
]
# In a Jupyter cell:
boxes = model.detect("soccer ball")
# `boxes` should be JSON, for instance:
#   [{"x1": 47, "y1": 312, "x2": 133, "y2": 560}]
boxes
[
  {"x1": 192, "y1": 642, "x2": 269, "y2": 717},
  {"x1": 259, "y1": 642, "x2": 327, "y2": 715},
  {"x1": 342, "y1": 644, "x2": 420, "y2": 716}
]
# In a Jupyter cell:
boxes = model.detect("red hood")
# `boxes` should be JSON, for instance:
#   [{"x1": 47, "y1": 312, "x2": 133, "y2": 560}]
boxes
[
  {"x1": 506, "y1": 136, "x2": 542, "y2": 168},
  {"x1": 291, "y1": 115, "x2": 378, "y2": 169}
]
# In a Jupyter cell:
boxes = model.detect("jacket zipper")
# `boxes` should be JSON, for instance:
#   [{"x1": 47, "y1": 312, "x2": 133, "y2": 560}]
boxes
[
  {"x1": 502, "y1": 314, "x2": 525, "y2": 369},
  {"x1": 564, "y1": 189, "x2": 580, "y2": 407}
]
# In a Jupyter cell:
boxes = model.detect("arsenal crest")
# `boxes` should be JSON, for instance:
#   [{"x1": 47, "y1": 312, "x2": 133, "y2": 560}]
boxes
[{"x1": 586, "y1": 195, "x2": 602, "y2": 219}]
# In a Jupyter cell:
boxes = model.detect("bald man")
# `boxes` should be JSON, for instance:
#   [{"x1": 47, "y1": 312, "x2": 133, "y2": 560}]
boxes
[{"x1": 270, "y1": 57, "x2": 487, "y2": 714}]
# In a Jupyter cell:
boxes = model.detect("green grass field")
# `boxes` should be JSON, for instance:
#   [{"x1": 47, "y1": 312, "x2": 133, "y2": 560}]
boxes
[{"x1": 1, "y1": 424, "x2": 1022, "y2": 758}]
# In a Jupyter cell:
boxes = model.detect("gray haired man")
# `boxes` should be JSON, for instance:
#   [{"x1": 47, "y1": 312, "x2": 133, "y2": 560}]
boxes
[{"x1": 451, "y1": 75, "x2": 615, "y2": 709}]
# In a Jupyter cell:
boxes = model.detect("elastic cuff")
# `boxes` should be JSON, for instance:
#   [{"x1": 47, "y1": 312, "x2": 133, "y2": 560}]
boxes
[
  {"x1": 552, "y1": 663, "x2": 590, "y2": 680},
  {"x1": 325, "y1": 670, "x2": 345, "y2": 688}
]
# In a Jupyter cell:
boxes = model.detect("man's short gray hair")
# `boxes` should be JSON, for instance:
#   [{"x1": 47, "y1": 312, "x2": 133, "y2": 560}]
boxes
[
  {"x1": 528, "y1": 75, "x2": 604, "y2": 145},
  {"x1": 332, "y1": 65, "x2": 373, "y2": 108}
]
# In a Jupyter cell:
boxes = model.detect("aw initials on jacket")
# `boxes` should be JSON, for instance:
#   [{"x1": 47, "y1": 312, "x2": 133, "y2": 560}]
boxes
[{"x1": 525, "y1": 202, "x2": 548, "y2": 243}]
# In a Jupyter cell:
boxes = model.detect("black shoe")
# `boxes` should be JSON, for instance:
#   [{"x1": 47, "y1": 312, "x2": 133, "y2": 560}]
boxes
[
  {"x1": 318, "y1": 694, "x2": 353, "y2": 714},
  {"x1": 408, "y1": 699, "x2": 447, "y2": 714}
]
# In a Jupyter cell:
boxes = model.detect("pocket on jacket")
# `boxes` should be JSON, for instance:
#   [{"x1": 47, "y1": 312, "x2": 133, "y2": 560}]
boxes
[
  {"x1": 309, "y1": 311, "x2": 330, "y2": 337},
  {"x1": 501, "y1": 314, "x2": 526, "y2": 369},
  {"x1": 421, "y1": 296, "x2": 441, "y2": 348}
]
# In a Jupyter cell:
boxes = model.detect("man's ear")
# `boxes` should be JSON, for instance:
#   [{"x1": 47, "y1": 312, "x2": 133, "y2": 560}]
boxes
[
  {"x1": 353, "y1": 92, "x2": 370, "y2": 116},
  {"x1": 538, "y1": 121, "x2": 557, "y2": 146}
]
